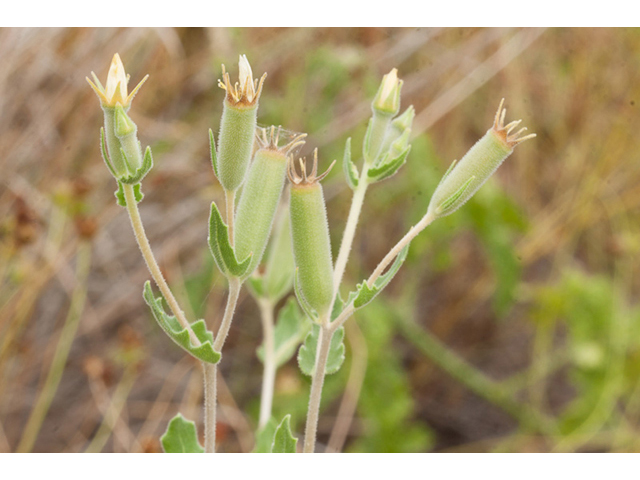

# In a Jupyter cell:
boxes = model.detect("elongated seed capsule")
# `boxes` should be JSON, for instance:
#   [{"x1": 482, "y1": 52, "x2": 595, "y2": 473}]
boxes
[
  {"x1": 234, "y1": 127, "x2": 306, "y2": 280},
  {"x1": 288, "y1": 150, "x2": 336, "y2": 317},
  {"x1": 427, "y1": 99, "x2": 536, "y2": 219},
  {"x1": 216, "y1": 55, "x2": 267, "y2": 192}
]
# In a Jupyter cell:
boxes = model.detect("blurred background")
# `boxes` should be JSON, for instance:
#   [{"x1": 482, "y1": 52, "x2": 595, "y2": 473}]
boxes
[{"x1": 2, "y1": 27, "x2": 640, "y2": 453}]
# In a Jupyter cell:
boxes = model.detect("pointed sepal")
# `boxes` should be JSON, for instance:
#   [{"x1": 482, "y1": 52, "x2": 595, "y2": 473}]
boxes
[
  {"x1": 367, "y1": 144, "x2": 411, "y2": 183},
  {"x1": 119, "y1": 146, "x2": 154, "y2": 185},
  {"x1": 209, "y1": 128, "x2": 219, "y2": 179},
  {"x1": 434, "y1": 175, "x2": 476, "y2": 216},
  {"x1": 208, "y1": 201, "x2": 252, "y2": 278},
  {"x1": 143, "y1": 281, "x2": 221, "y2": 364},
  {"x1": 293, "y1": 267, "x2": 319, "y2": 321},
  {"x1": 342, "y1": 137, "x2": 359, "y2": 190}
]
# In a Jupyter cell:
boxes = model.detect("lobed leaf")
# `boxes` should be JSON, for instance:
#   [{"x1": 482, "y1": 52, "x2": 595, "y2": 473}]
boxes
[
  {"x1": 143, "y1": 281, "x2": 221, "y2": 364},
  {"x1": 208, "y1": 201, "x2": 252, "y2": 278},
  {"x1": 298, "y1": 324, "x2": 345, "y2": 376},
  {"x1": 119, "y1": 145, "x2": 154, "y2": 185},
  {"x1": 114, "y1": 181, "x2": 143, "y2": 207},
  {"x1": 253, "y1": 417, "x2": 278, "y2": 453},
  {"x1": 161, "y1": 414, "x2": 204, "y2": 453}
]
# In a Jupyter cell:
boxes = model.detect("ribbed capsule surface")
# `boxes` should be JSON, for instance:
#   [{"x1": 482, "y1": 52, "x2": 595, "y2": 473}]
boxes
[
  {"x1": 289, "y1": 183, "x2": 334, "y2": 317},
  {"x1": 216, "y1": 101, "x2": 258, "y2": 192},
  {"x1": 428, "y1": 129, "x2": 512, "y2": 218},
  {"x1": 234, "y1": 148, "x2": 289, "y2": 279}
]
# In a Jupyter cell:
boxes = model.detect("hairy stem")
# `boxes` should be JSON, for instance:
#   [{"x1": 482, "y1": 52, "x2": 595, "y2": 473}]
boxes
[
  {"x1": 17, "y1": 241, "x2": 92, "y2": 453},
  {"x1": 332, "y1": 166, "x2": 370, "y2": 302},
  {"x1": 303, "y1": 319, "x2": 334, "y2": 453},
  {"x1": 122, "y1": 184, "x2": 199, "y2": 346},
  {"x1": 258, "y1": 299, "x2": 276, "y2": 429},
  {"x1": 203, "y1": 363, "x2": 217, "y2": 453},
  {"x1": 368, "y1": 211, "x2": 435, "y2": 286},
  {"x1": 225, "y1": 189, "x2": 236, "y2": 246}
]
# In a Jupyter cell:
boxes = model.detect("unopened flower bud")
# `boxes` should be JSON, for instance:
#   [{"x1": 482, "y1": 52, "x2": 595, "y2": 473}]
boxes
[
  {"x1": 427, "y1": 99, "x2": 535, "y2": 219},
  {"x1": 372, "y1": 68, "x2": 402, "y2": 117},
  {"x1": 288, "y1": 150, "x2": 336, "y2": 318},
  {"x1": 86, "y1": 53, "x2": 148, "y2": 109}
]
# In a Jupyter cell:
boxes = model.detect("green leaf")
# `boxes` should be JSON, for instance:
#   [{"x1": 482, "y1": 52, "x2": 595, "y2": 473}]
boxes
[
  {"x1": 342, "y1": 137, "x2": 359, "y2": 190},
  {"x1": 209, "y1": 128, "x2": 218, "y2": 178},
  {"x1": 246, "y1": 274, "x2": 265, "y2": 298},
  {"x1": 257, "y1": 298, "x2": 310, "y2": 368},
  {"x1": 161, "y1": 414, "x2": 204, "y2": 453},
  {"x1": 351, "y1": 244, "x2": 409, "y2": 310},
  {"x1": 271, "y1": 415, "x2": 298, "y2": 453},
  {"x1": 208, "y1": 201, "x2": 252, "y2": 278},
  {"x1": 367, "y1": 145, "x2": 411, "y2": 183},
  {"x1": 143, "y1": 281, "x2": 221, "y2": 364},
  {"x1": 298, "y1": 324, "x2": 345, "y2": 376},
  {"x1": 362, "y1": 118, "x2": 374, "y2": 164},
  {"x1": 294, "y1": 268, "x2": 318, "y2": 321},
  {"x1": 120, "y1": 145, "x2": 154, "y2": 185},
  {"x1": 115, "y1": 181, "x2": 143, "y2": 207},
  {"x1": 253, "y1": 417, "x2": 278, "y2": 453}
]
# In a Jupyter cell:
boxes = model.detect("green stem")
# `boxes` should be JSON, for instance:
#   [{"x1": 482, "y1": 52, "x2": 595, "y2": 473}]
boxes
[
  {"x1": 303, "y1": 319, "x2": 334, "y2": 453},
  {"x1": 17, "y1": 241, "x2": 92, "y2": 453}
]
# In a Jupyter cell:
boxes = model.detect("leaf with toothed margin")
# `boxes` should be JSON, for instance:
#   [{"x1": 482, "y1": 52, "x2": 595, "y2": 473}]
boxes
[
  {"x1": 349, "y1": 244, "x2": 409, "y2": 310},
  {"x1": 208, "y1": 201, "x2": 252, "y2": 278},
  {"x1": 257, "y1": 297, "x2": 310, "y2": 368},
  {"x1": 342, "y1": 137, "x2": 359, "y2": 190},
  {"x1": 115, "y1": 181, "x2": 143, "y2": 207},
  {"x1": 367, "y1": 145, "x2": 411, "y2": 183},
  {"x1": 271, "y1": 415, "x2": 298, "y2": 453},
  {"x1": 209, "y1": 129, "x2": 219, "y2": 179},
  {"x1": 119, "y1": 145, "x2": 154, "y2": 185},
  {"x1": 297, "y1": 324, "x2": 345, "y2": 376},
  {"x1": 435, "y1": 175, "x2": 476, "y2": 216},
  {"x1": 143, "y1": 281, "x2": 221, "y2": 364},
  {"x1": 161, "y1": 414, "x2": 204, "y2": 453},
  {"x1": 293, "y1": 268, "x2": 318, "y2": 321}
]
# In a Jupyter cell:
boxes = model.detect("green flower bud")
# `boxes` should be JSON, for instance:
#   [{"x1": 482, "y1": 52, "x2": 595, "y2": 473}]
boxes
[
  {"x1": 234, "y1": 127, "x2": 306, "y2": 280},
  {"x1": 288, "y1": 150, "x2": 336, "y2": 318},
  {"x1": 427, "y1": 99, "x2": 535, "y2": 219},
  {"x1": 215, "y1": 55, "x2": 267, "y2": 192},
  {"x1": 372, "y1": 68, "x2": 402, "y2": 117}
]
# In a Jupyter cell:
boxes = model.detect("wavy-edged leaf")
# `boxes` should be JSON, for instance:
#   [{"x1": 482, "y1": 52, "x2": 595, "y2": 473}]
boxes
[
  {"x1": 342, "y1": 137, "x2": 359, "y2": 190},
  {"x1": 161, "y1": 414, "x2": 204, "y2": 453},
  {"x1": 351, "y1": 244, "x2": 409, "y2": 310},
  {"x1": 298, "y1": 324, "x2": 345, "y2": 376},
  {"x1": 143, "y1": 281, "x2": 221, "y2": 364},
  {"x1": 294, "y1": 268, "x2": 318, "y2": 321},
  {"x1": 208, "y1": 201, "x2": 252, "y2": 278},
  {"x1": 271, "y1": 415, "x2": 298, "y2": 453},
  {"x1": 257, "y1": 297, "x2": 310, "y2": 368},
  {"x1": 115, "y1": 181, "x2": 143, "y2": 207},
  {"x1": 367, "y1": 145, "x2": 411, "y2": 183}
]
